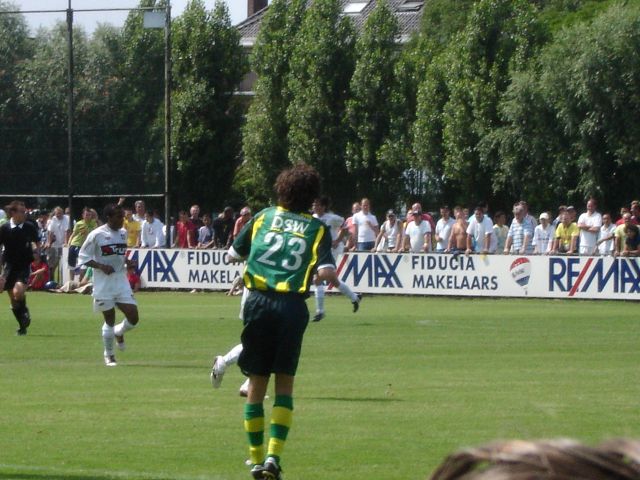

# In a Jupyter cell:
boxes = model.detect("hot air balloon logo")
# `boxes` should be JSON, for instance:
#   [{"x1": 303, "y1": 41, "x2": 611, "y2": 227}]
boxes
[{"x1": 510, "y1": 257, "x2": 531, "y2": 295}]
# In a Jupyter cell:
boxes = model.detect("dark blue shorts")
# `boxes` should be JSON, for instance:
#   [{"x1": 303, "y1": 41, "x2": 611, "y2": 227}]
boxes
[{"x1": 238, "y1": 290, "x2": 309, "y2": 377}]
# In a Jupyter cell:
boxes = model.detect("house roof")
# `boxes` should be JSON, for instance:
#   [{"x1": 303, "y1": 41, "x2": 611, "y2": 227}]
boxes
[{"x1": 236, "y1": 0, "x2": 424, "y2": 47}]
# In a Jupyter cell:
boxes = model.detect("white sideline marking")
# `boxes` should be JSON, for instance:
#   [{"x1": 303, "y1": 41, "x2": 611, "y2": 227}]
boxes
[{"x1": 0, "y1": 464, "x2": 227, "y2": 480}]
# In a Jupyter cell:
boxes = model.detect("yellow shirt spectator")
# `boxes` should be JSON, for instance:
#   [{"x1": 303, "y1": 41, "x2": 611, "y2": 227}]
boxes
[
  {"x1": 124, "y1": 217, "x2": 141, "y2": 247},
  {"x1": 555, "y1": 222, "x2": 579, "y2": 251}
]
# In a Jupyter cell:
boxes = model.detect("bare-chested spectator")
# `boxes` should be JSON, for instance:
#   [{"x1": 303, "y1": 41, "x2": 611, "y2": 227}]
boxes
[
  {"x1": 233, "y1": 207, "x2": 252, "y2": 240},
  {"x1": 446, "y1": 206, "x2": 467, "y2": 253}
]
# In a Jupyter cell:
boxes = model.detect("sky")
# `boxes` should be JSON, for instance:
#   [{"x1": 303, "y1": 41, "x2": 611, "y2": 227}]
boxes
[{"x1": 7, "y1": 1, "x2": 248, "y2": 35}]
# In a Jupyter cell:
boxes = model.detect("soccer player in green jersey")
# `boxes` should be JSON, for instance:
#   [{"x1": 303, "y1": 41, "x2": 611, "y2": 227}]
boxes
[{"x1": 228, "y1": 164, "x2": 337, "y2": 480}]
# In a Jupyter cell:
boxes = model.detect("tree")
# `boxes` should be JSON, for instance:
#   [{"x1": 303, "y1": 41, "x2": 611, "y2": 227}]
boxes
[
  {"x1": 286, "y1": 0, "x2": 355, "y2": 211},
  {"x1": 238, "y1": 0, "x2": 306, "y2": 208},
  {"x1": 171, "y1": 0, "x2": 247, "y2": 210},
  {"x1": 0, "y1": 2, "x2": 33, "y2": 194},
  {"x1": 344, "y1": 0, "x2": 400, "y2": 209}
]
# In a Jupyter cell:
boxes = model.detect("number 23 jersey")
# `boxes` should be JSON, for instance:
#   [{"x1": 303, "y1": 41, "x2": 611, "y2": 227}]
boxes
[{"x1": 230, "y1": 206, "x2": 335, "y2": 294}]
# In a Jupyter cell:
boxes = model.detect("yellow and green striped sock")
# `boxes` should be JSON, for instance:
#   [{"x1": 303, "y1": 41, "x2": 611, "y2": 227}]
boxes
[
  {"x1": 267, "y1": 395, "x2": 293, "y2": 463},
  {"x1": 244, "y1": 402, "x2": 264, "y2": 466}
]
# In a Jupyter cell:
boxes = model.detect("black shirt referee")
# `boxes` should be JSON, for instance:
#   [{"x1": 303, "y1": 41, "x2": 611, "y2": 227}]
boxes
[{"x1": 0, "y1": 201, "x2": 40, "y2": 335}]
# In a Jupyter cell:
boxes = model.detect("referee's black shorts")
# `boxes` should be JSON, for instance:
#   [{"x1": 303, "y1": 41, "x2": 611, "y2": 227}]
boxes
[
  {"x1": 238, "y1": 289, "x2": 310, "y2": 377},
  {"x1": 2, "y1": 264, "x2": 30, "y2": 291}
]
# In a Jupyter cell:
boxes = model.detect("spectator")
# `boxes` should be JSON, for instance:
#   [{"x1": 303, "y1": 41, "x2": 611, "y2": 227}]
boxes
[
  {"x1": 411, "y1": 202, "x2": 436, "y2": 237},
  {"x1": 614, "y1": 212, "x2": 633, "y2": 255},
  {"x1": 197, "y1": 214, "x2": 214, "y2": 248},
  {"x1": 577, "y1": 198, "x2": 602, "y2": 255},
  {"x1": 552, "y1": 205, "x2": 567, "y2": 228},
  {"x1": 466, "y1": 205, "x2": 496, "y2": 254},
  {"x1": 123, "y1": 208, "x2": 141, "y2": 248},
  {"x1": 233, "y1": 207, "x2": 252, "y2": 240},
  {"x1": 596, "y1": 213, "x2": 616, "y2": 256},
  {"x1": 212, "y1": 206, "x2": 235, "y2": 248},
  {"x1": 0, "y1": 208, "x2": 6, "y2": 226},
  {"x1": 434, "y1": 205, "x2": 455, "y2": 253},
  {"x1": 174, "y1": 210, "x2": 196, "y2": 248},
  {"x1": 45, "y1": 206, "x2": 70, "y2": 281},
  {"x1": 141, "y1": 210, "x2": 165, "y2": 248},
  {"x1": 446, "y1": 206, "x2": 468, "y2": 253},
  {"x1": 551, "y1": 211, "x2": 579, "y2": 254},
  {"x1": 189, "y1": 204, "x2": 203, "y2": 228},
  {"x1": 631, "y1": 200, "x2": 640, "y2": 224},
  {"x1": 622, "y1": 223, "x2": 640, "y2": 256},
  {"x1": 505, "y1": 204, "x2": 534, "y2": 254},
  {"x1": 492, "y1": 211, "x2": 509, "y2": 253},
  {"x1": 35, "y1": 210, "x2": 49, "y2": 261},
  {"x1": 52, "y1": 267, "x2": 93, "y2": 294},
  {"x1": 519, "y1": 200, "x2": 537, "y2": 232},
  {"x1": 28, "y1": 254, "x2": 50, "y2": 290},
  {"x1": 127, "y1": 263, "x2": 141, "y2": 292},
  {"x1": 373, "y1": 210, "x2": 403, "y2": 252},
  {"x1": 351, "y1": 198, "x2": 379, "y2": 251},
  {"x1": 533, "y1": 212, "x2": 555, "y2": 254},
  {"x1": 344, "y1": 202, "x2": 361, "y2": 251},
  {"x1": 132, "y1": 200, "x2": 146, "y2": 223},
  {"x1": 403, "y1": 209, "x2": 431, "y2": 253},
  {"x1": 67, "y1": 207, "x2": 97, "y2": 282}
]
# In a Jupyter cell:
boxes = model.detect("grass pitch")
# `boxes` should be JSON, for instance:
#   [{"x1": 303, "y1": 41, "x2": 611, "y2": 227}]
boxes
[{"x1": 0, "y1": 292, "x2": 638, "y2": 480}]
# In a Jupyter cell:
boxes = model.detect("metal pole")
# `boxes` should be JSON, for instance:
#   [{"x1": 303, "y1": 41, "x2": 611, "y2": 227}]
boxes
[
  {"x1": 164, "y1": 2, "x2": 172, "y2": 247},
  {"x1": 66, "y1": 0, "x2": 74, "y2": 217}
]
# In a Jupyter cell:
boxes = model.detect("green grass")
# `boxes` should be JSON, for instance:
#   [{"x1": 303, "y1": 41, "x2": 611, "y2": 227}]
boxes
[{"x1": 0, "y1": 292, "x2": 638, "y2": 480}]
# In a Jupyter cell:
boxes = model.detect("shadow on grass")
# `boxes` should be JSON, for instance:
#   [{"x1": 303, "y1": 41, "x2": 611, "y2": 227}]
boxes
[{"x1": 303, "y1": 396, "x2": 403, "y2": 402}]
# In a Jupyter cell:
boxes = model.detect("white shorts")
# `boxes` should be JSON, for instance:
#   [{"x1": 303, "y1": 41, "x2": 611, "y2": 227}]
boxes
[{"x1": 93, "y1": 294, "x2": 137, "y2": 312}]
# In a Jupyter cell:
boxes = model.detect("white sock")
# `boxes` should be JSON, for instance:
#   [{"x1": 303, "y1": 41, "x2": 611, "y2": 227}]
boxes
[
  {"x1": 223, "y1": 343, "x2": 243, "y2": 366},
  {"x1": 102, "y1": 323, "x2": 115, "y2": 356},
  {"x1": 114, "y1": 318, "x2": 136, "y2": 336},
  {"x1": 315, "y1": 284, "x2": 325, "y2": 313},
  {"x1": 338, "y1": 281, "x2": 359, "y2": 302}
]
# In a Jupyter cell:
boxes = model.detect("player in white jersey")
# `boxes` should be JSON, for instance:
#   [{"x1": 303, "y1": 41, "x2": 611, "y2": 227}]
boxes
[
  {"x1": 311, "y1": 196, "x2": 360, "y2": 322},
  {"x1": 78, "y1": 204, "x2": 139, "y2": 366}
]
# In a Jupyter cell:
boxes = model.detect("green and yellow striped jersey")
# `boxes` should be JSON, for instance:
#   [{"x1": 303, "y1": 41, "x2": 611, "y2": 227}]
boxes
[{"x1": 231, "y1": 206, "x2": 335, "y2": 294}]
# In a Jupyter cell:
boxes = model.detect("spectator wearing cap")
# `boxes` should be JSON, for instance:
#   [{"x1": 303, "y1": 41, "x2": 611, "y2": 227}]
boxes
[
  {"x1": 373, "y1": 210, "x2": 403, "y2": 252},
  {"x1": 577, "y1": 198, "x2": 602, "y2": 255},
  {"x1": 233, "y1": 207, "x2": 252, "y2": 240},
  {"x1": 402, "y1": 209, "x2": 431, "y2": 253},
  {"x1": 212, "y1": 206, "x2": 235, "y2": 249},
  {"x1": 532, "y1": 212, "x2": 555, "y2": 254},
  {"x1": 551, "y1": 210, "x2": 578, "y2": 254},
  {"x1": 434, "y1": 206, "x2": 455, "y2": 253},
  {"x1": 504, "y1": 204, "x2": 534, "y2": 254}
]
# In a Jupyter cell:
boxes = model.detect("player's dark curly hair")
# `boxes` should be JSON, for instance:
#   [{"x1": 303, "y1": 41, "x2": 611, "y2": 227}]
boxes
[
  {"x1": 103, "y1": 203, "x2": 123, "y2": 220},
  {"x1": 275, "y1": 163, "x2": 321, "y2": 213}
]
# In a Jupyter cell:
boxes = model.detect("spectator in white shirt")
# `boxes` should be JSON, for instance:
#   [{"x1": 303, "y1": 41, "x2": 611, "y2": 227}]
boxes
[
  {"x1": 351, "y1": 198, "x2": 379, "y2": 251},
  {"x1": 141, "y1": 211, "x2": 166, "y2": 248},
  {"x1": 466, "y1": 205, "x2": 496, "y2": 254},
  {"x1": 403, "y1": 210, "x2": 431, "y2": 253},
  {"x1": 46, "y1": 206, "x2": 70, "y2": 279},
  {"x1": 596, "y1": 213, "x2": 616, "y2": 256},
  {"x1": 435, "y1": 206, "x2": 455, "y2": 253},
  {"x1": 373, "y1": 210, "x2": 403, "y2": 252},
  {"x1": 577, "y1": 198, "x2": 602, "y2": 255},
  {"x1": 533, "y1": 212, "x2": 555, "y2": 254}
]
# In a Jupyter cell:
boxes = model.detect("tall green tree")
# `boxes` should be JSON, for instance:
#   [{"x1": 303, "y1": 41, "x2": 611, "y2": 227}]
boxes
[
  {"x1": 286, "y1": 0, "x2": 355, "y2": 210},
  {"x1": 238, "y1": 0, "x2": 306, "y2": 208},
  {"x1": 344, "y1": 0, "x2": 400, "y2": 209},
  {"x1": 171, "y1": 0, "x2": 247, "y2": 210},
  {"x1": 440, "y1": 0, "x2": 543, "y2": 206},
  {"x1": 0, "y1": 2, "x2": 33, "y2": 194}
]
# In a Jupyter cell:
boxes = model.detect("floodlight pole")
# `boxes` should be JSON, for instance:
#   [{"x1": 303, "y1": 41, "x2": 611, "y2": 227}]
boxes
[
  {"x1": 164, "y1": 2, "x2": 172, "y2": 247},
  {"x1": 66, "y1": 0, "x2": 74, "y2": 217}
]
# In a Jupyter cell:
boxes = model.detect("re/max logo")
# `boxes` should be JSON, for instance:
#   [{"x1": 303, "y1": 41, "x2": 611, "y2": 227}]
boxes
[
  {"x1": 549, "y1": 257, "x2": 640, "y2": 295},
  {"x1": 129, "y1": 250, "x2": 180, "y2": 283},
  {"x1": 337, "y1": 254, "x2": 403, "y2": 288}
]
